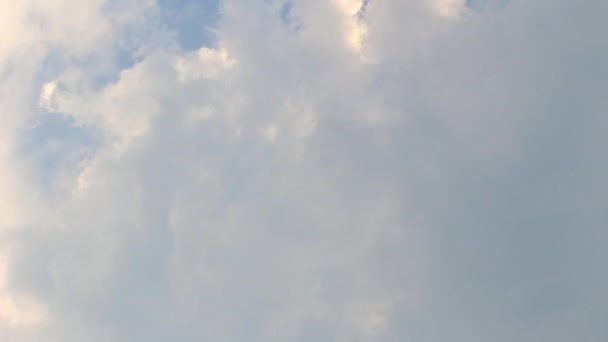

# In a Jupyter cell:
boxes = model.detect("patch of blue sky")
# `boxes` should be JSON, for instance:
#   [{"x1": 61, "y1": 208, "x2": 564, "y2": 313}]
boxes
[
  {"x1": 156, "y1": 0, "x2": 220, "y2": 51},
  {"x1": 279, "y1": 1, "x2": 303, "y2": 33},
  {"x1": 19, "y1": 112, "x2": 102, "y2": 187}
]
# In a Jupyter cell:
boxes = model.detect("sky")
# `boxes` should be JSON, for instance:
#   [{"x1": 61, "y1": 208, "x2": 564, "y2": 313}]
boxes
[{"x1": 0, "y1": 0, "x2": 606, "y2": 341}]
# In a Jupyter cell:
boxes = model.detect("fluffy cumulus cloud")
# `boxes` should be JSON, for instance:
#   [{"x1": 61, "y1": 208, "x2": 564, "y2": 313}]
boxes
[{"x1": 1, "y1": 0, "x2": 606, "y2": 341}]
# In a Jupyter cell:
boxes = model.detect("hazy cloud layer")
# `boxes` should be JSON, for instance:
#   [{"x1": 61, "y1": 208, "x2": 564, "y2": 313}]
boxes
[{"x1": 1, "y1": 0, "x2": 606, "y2": 341}]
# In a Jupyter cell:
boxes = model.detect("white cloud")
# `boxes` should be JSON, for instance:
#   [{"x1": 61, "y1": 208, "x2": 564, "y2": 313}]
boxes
[
  {"x1": 38, "y1": 82, "x2": 58, "y2": 111},
  {"x1": 0, "y1": 0, "x2": 606, "y2": 341},
  {"x1": 175, "y1": 46, "x2": 236, "y2": 82},
  {"x1": 262, "y1": 124, "x2": 280, "y2": 143},
  {"x1": 431, "y1": 0, "x2": 466, "y2": 18}
]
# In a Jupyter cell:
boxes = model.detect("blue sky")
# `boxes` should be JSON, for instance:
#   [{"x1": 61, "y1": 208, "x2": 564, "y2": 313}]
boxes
[{"x1": 0, "y1": 0, "x2": 606, "y2": 341}]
